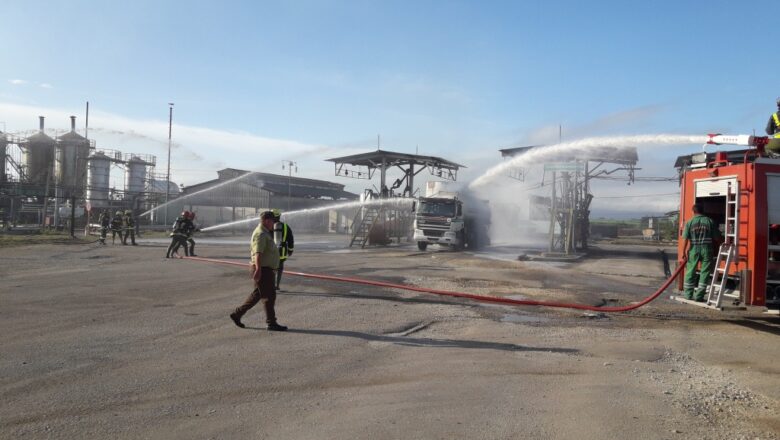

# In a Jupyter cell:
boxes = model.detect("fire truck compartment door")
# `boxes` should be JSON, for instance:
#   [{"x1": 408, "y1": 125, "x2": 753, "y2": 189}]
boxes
[
  {"x1": 695, "y1": 177, "x2": 737, "y2": 197},
  {"x1": 767, "y1": 174, "x2": 780, "y2": 224}
]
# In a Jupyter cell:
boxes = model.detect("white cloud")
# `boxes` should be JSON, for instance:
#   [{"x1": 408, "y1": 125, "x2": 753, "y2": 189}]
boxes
[
  {"x1": 8, "y1": 79, "x2": 28, "y2": 85},
  {"x1": 39, "y1": 83, "x2": 53, "y2": 89}
]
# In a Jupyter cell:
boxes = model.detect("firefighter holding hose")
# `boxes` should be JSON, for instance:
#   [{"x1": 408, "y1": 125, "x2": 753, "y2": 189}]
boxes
[
  {"x1": 110, "y1": 211, "x2": 124, "y2": 244},
  {"x1": 165, "y1": 211, "x2": 190, "y2": 258},
  {"x1": 681, "y1": 203, "x2": 722, "y2": 302},
  {"x1": 98, "y1": 210, "x2": 111, "y2": 245}
]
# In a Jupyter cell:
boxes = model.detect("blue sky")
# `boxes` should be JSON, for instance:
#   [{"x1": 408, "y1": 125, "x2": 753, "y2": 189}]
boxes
[{"x1": 2, "y1": 0, "x2": 779, "y2": 216}]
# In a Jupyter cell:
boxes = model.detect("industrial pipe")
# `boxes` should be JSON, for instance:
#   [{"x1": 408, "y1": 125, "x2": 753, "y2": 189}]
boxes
[{"x1": 183, "y1": 255, "x2": 684, "y2": 313}]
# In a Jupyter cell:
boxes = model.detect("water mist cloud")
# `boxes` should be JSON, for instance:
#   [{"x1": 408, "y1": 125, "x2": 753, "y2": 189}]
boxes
[{"x1": 469, "y1": 134, "x2": 707, "y2": 189}]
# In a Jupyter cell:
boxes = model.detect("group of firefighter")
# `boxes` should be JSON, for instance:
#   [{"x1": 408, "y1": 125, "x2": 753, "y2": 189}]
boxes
[
  {"x1": 97, "y1": 209, "x2": 137, "y2": 245},
  {"x1": 165, "y1": 210, "x2": 200, "y2": 258}
]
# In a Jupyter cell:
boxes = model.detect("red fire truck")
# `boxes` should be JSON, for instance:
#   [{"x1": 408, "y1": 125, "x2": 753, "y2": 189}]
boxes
[{"x1": 675, "y1": 134, "x2": 780, "y2": 310}]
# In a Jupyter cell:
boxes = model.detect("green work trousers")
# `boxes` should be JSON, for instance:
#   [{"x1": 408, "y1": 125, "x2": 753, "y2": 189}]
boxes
[{"x1": 684, "y1": 246, "x2": 714, "y2": 300}]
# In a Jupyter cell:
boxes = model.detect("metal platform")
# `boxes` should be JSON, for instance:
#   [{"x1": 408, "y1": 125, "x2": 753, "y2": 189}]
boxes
[{"x1": 670, "y1": 295, "x2": 747, "y2": 311}]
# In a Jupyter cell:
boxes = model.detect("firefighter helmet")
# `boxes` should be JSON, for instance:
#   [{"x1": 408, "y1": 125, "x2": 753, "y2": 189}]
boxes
[
  {"x1": 182, "y1": 210, "x2": 190, "y2": 218},
  {"x1": 272, "y1": 208, "x2": 281, "y2": 220},
  {"x1": 125, "y1": 210, "x2": 132, "y2": 215},
  {"x1": 115, "y1": 211, "x2": 122, "y2": 216}
]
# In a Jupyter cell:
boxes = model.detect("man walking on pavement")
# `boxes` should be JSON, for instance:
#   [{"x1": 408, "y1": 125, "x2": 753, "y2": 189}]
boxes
[
  {"x1": 272, "y1": 209, "x2": 294, "y2": 291},
  {"x1": 682, "y1": 203, "x2": 722, "y2": 302},
  {"x1": 230, "y1": 210, "x2": 287, "y2": 331}
]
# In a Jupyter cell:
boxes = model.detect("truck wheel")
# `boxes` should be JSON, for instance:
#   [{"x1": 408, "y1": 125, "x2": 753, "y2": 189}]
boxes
[
  {"x1": 417, "y1": 241, "x2": 428, "y2": 251},
  {"x1": 455, "y1": 231, "x2": 465, "y2": 251}
]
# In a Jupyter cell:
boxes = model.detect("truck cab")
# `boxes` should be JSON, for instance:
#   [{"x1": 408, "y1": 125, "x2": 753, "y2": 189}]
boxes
[{"x1": 412, "y1": 182, "x2": 490, "y2": 251}]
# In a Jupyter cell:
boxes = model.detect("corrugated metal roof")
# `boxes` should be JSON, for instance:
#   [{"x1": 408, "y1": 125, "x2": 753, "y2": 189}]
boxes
[
  {"x1": 326, "y1": 149, "x2": 464, "y2": 169},
  {"x1": 183, "y1": 170, "x2": 357, "y2": 200},
  {"x1": 260, "y1": 181, "x2": 357, "y2": 199}
]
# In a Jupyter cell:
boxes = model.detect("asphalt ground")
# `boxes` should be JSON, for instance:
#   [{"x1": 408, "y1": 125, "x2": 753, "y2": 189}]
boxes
[{"x1": 1, "y1": 235, "x2": 779, "y2": 439}]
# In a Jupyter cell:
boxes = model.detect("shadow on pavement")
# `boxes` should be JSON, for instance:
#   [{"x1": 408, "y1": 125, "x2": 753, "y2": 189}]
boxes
[{"x1": 727, "y1": 316, "x2": 780, "y2": 336}]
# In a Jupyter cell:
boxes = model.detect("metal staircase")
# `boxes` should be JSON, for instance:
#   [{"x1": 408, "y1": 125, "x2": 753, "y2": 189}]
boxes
[{"x1": 349, "y1": 205, "x2": 381, "y2": 248}]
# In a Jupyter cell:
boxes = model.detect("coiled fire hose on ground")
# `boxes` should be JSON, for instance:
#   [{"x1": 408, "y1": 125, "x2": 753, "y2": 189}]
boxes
[{"x1": 183, "y1": 255, "x2": 684, "y2": 313}]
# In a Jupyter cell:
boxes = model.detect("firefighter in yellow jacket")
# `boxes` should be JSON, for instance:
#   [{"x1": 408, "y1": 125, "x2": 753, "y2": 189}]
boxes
[
  {"x1": 272, "y1": 209, "x2": 294, "y2": 291},
  {"x1": 122, "y1": 210, "x2": 137, "y2": 245},
  {"x1": 765, "y1": 97, "x2": 780, "y2": 155}
]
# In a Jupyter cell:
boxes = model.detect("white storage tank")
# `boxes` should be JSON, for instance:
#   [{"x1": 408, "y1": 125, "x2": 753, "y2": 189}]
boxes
[
  {"x1": 55, "y1": 116, "x2": 90, "y2": 198},
  {"x1": 86, "y1": 152, "x2": 111, "y2": 207},
  {"x1": 125, "y1": 156, "x2": 148, "y2": 195},
  {"x1": 23, "y1": 116, "x2": 55, "y2": 187}
]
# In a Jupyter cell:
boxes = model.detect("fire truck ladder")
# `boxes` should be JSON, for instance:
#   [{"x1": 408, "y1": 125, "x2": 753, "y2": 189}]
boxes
[
  {"x1": 349, "y1": 205, "x2": 381, "y2": 248},
  {"x1": 706, "y1": 243, "x2": 736, "y2": 308},
  {"x1": 706, "y1": 181, "x2": 740, "y2": 308}
]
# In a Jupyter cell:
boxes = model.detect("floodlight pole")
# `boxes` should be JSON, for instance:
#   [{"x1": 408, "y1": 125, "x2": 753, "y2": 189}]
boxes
[
  {"x1": 282, "y1": 160, "x2": 297, "y2": 212},
  {"x1": 165, "y1": 102, "x2": 174, "y2": 225}
]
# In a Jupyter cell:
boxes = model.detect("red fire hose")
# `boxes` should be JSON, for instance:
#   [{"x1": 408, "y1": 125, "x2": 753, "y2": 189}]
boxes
[{"x1": 183, "y1": 255, "x2": 684, "y2": 313}]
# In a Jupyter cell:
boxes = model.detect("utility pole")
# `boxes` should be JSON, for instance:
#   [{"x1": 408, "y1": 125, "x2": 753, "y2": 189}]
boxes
[
  {"x1": 282, "y1": 160, "x2": 297, "y2": 212},
  {"x1": 165, "y1": 102, "x2": 174, "y2": 225}
]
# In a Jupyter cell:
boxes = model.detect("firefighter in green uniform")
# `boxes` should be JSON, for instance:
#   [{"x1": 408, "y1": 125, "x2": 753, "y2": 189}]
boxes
[
  {"x1": 765, "y1": 97, "x2": 780, "y2": 156},
  {"x1": 272, "y1": 209, "x2": 294, "y2": 291},
  {"x1": 122, "y1": 210, "x2": 137, "y2": 245},
  {"x1": 681, "y1": 203, "x2": 722, "y2": 301}
]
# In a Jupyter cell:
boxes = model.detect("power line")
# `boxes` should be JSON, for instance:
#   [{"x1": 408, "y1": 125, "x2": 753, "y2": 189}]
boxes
[{"x1": 595, "y1": 192, "x2": 679, "y2": 199}]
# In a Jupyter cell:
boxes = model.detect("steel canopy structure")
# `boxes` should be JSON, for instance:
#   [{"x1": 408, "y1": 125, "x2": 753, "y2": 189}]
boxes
[
  {"x1": 326, "y1": 149, "x2": 463, "y2": 198},
  {"x1": 326, "y1": 149, "x2": 464, "y2": 247}
]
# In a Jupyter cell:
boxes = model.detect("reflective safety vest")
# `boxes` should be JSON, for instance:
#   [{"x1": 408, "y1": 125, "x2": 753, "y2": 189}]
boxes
[
  {"x1": 274, "y1": 222, "x2": 294, "y2": 260},
  {"x1": 775, "y1": 113, "x2": 780, "y2": 137}
]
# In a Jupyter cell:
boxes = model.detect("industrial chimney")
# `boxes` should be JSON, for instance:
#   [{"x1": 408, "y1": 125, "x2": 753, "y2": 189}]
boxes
[
  {"x1": 70, "y1": 115, "x2": 76, "y2": 132},
  {"x1": 39, "y1": 116, "x2": 45, "y2": 132}
]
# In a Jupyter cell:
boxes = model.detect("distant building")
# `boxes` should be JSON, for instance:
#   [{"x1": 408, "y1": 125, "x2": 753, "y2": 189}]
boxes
[
  {"x1": 146, "y1": 179, "x2": 181, "y2": 197},
  {"x1": 162, "y1": 168, "x2": 358, "y2": 232}
]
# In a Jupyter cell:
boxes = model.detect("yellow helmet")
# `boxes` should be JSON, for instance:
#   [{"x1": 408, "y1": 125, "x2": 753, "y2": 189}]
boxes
[
  {"x1": 125, "y1": 210, "x2": 132, "y2": 215},
  {"x1": 272, "y1": 208, "x2": 282, "y2": 219},
  {"x1": 115, "y1": 211, "x2": 122, "y2": 216}
]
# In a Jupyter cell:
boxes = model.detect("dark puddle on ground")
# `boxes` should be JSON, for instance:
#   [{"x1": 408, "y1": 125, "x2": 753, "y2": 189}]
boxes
[{"x1": 500, "y1": 310, "x2": 551, "y2": 324}]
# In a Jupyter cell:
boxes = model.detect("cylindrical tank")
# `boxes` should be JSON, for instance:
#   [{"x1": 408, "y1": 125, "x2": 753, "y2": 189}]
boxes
[
  {"x1": 0, "y1": 131, "x2": 7, "y2": 184},
  {"x1": 125, "y1": 156, "x2": 147, "y2": 195},
  {"x1": 56, "y1": 116, "x2": 90, "y2": 198},
  {"x1": 86, "y1": 152, "x2": 111, "y2": 208},
  {"x1": 23, "y1": 116, "x2": 55, "y2": 186}
]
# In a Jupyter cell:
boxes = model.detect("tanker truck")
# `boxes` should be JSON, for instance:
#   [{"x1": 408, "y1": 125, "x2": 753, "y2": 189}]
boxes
[{"x1": 412, "y1": 182, "x2": 490, "y2": 251}]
